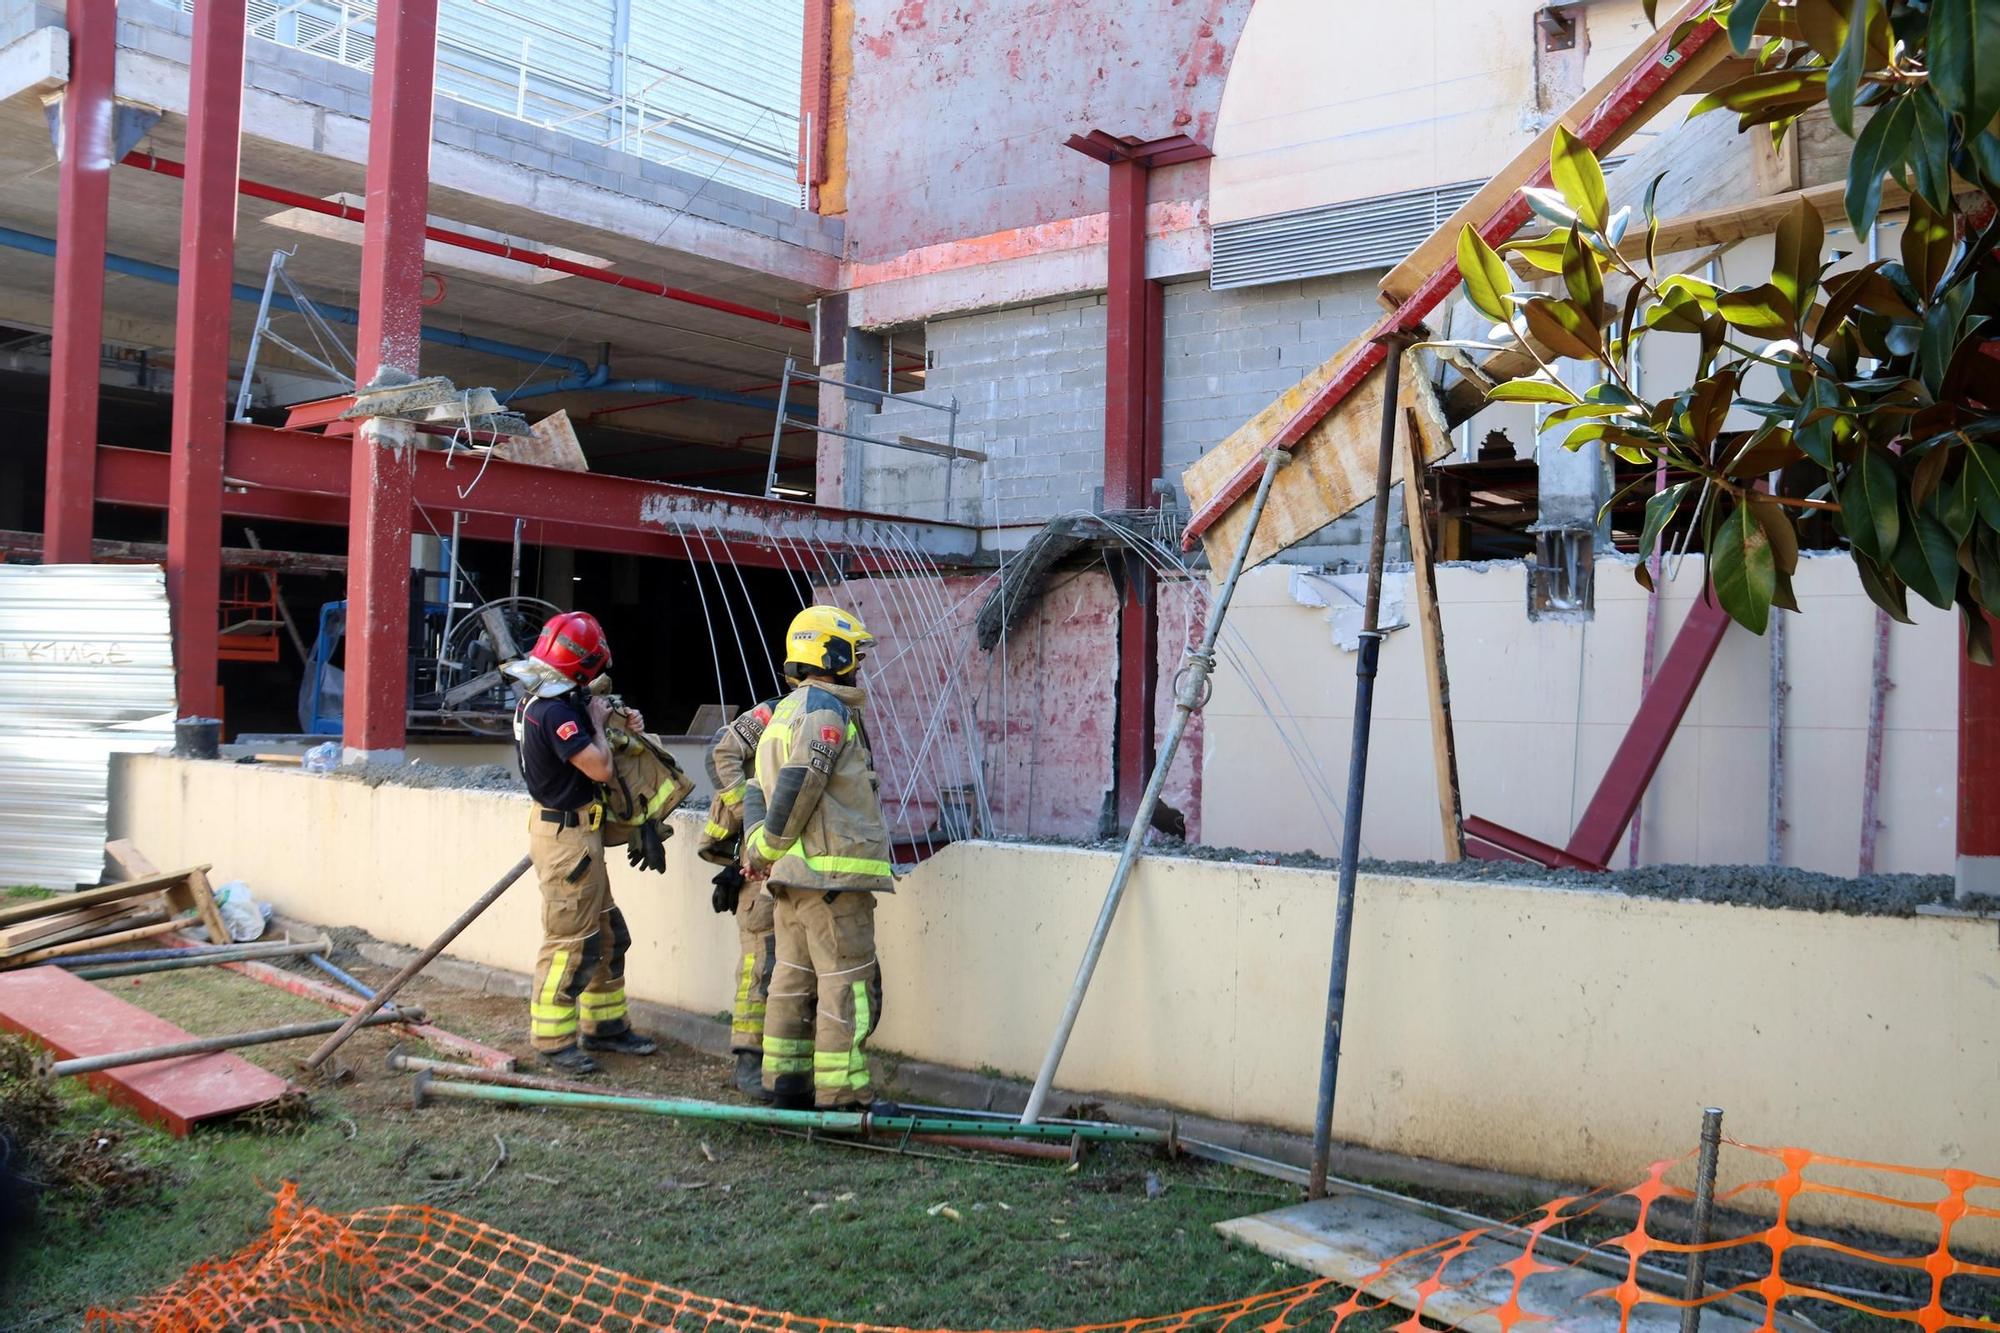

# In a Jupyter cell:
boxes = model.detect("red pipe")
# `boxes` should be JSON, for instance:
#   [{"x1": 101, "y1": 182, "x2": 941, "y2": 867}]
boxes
[
  {"x1": 1179, "y1": 10, "x2": 1723, "y2": 548},
  {"x1": 586, "y1": 378, "x2": 788, "y2": 422},
  {"x1": 121, "y1": 150, "x2": 812, "y2": 335}
]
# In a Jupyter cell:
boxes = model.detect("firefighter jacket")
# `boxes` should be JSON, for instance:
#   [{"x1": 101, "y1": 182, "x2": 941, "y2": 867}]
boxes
[
  {"x1": 599, "y1": 725, "x2": 696, "y2": 848},
  {"x1": 745, "y1": 680, "x2": 894, "y2": 894},
  {"x1": 696, "y1": 698, "x2": 779, "y2": 866}
]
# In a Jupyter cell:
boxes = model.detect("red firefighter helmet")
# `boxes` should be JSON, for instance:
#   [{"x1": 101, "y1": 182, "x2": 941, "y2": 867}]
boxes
[{"x1": 528, "y1": 611, "x2": 612, "y2": 686}]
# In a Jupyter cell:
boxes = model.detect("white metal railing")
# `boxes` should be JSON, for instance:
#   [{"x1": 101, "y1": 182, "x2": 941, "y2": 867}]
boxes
[{"x1": 167, "y1": 0, "x2": 803, "y2": 204}]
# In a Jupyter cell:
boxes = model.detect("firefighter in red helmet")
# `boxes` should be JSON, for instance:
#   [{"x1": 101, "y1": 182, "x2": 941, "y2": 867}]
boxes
[{"x1": 509, "y1": 611, "x2": 658, "y2": 1074}]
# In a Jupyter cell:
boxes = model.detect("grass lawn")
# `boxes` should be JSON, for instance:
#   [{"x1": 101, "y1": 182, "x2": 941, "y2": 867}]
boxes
[{"x1": 0, "y1": 943, "x2": 1313, "y2": 1328}]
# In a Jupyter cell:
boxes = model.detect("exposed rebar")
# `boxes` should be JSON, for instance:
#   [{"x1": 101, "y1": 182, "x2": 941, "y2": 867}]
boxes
[{"x1": 1680, "y1": 1107, "x2": 1725, "y2": 1333}]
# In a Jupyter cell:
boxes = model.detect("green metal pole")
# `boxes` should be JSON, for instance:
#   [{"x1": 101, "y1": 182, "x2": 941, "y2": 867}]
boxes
[
  {"x1": 72, "y1": 938, "x2": 332, "y2": 980},
  {"x1": 409, "y1": 1073, "x2": 1169, "y2": 1144}
]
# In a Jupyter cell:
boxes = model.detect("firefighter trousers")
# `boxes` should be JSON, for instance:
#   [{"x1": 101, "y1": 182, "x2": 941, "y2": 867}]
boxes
[
  {"x1": 527, "y1": 813, "x2": 632, "y2": 1052},
  {"x1": 730, "y1": 887, "x2": 776, "y2": 1053},
  {"x1": 762, "y1": 886, "x2": 881, "y2": 1107}
]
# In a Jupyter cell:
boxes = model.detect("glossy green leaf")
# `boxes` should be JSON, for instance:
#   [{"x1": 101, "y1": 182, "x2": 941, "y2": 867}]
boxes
[
  {"x1": 1685, "y1": 369, "x2": 1740, "y2": 448},
  {"x1": 1840, "y1": 444, "x2": 1901, "y2": 563},
  {"x1": 1457, "y1": 225, "x2": 1515, "y2": 324},
  {"x1": 1943, "y1": 463, "x2": 1977, "y2": 541},
  {"x1": 1963, "y1": 601, "x2": 1995, "y2": 667},
  {"x1": 1716, "y1": 283, "x2": 1797, "y2": 337},
  {"x1": 1792, "y1": 378, "x2": 1842, "y2": 468},
  {"x1": 1522, "y1": 187, "x2": 1582, "y2": 231},
  {"x1": 1826, "y1": 0, "x2": 1878, "y2": 135},
  {"x1": 1500, "y1": 231, "x2": 1570, "y2": 274},
  {"x1": 1963, "y1": 438, "x2": 2000, "y2": 526},
  {"x1": 1523, "y1": 297, "x2": 1603, "y2": 362},
  {"x1": 1907, "y1": 86, "x2": 1954, "y2": 215},
  {"x1": 1712, "y1": 500, "x2": 1776, "y2": 633},
  {"x1": 1918, "y1": 283, "x2": 1973, "y2": 396},
  {"x1": 1560, "y1": 226, "x2": 1604, "y2": 321},
  {"x1": 1901, "y1": 195, "x2": 1953, "y2": 302},
  {"x1": 1969, "y1": 129, "x2": 2000, "y2": 190},
  {"x1": 1929, "y1": 0, "x2": 2000, "y2": 138},
  {"x1": 1771, "y1": 194, "x2": 1824, "y2": 318},
  {"x1": 1728, "y1": 0, "x2": 1772, "y2": 53},
  {"x1": 1889, "y1": 498, "x2": 1959, "y2": 609},
  {"x1": 1550, "y1": 127, "x2": 1608, "y2": 234},
  {"x1": 1853, "y1": 551, "x2": 1915, "y2": 622},
  {"x1": 1636, "y1": 479, "x2": 1692, "y2": 576},
  {"x1": 1845, "y1": 99, "x2": 1910, "y2": 238},
  {"x1": 1692, "y1": 68, "x2": 1832, "y2": 130},
  {"x1": 1486, "y1": 378, "x2": 1580, "y2": 405},
  {"x1": 1749, "y1": 494, "x2": 1801, "y2": 577}
]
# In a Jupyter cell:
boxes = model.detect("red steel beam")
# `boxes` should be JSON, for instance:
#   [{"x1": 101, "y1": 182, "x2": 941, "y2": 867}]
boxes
[
  {"x1": 1070, "y1": 133, "x2": 1203, "y2": 828},
  {"x1": 1464, "y1": 592, "x2": 1732, "y2": 871},
  {"x1": 97, "y1": 430, "x2": 959, "y2": 571},
  {"x1": 42, "y1": 0, "x2": 117, "y2": 564},
  {"x1": 343, "y1": 0, "x2": 438, "y2": 756},
  {"x1": 120, "y1": 152, "x2": 811, "y2": 334},
  {"x1": 1178, "y1": 12, "x2": 1724, "y2": 548},
  {"x1": 165, "y1": 0, "x2": 246, "y2": 718}
]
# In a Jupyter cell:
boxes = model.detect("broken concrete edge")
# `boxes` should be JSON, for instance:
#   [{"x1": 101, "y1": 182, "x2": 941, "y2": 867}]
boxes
[{"x1": 298, "y1": 911, "x2": 1600, "y2": 1214}]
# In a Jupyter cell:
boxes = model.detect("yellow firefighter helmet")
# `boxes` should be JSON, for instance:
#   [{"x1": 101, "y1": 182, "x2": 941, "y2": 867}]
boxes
[{"x1": 782, "y1": 605, "x2": 874, "y2": 681}]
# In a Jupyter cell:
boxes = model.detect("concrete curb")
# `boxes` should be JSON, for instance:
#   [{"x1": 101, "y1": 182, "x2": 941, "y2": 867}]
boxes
[{"x1": 302, "y1": 914, "x2": 1587, "y2": 1206}]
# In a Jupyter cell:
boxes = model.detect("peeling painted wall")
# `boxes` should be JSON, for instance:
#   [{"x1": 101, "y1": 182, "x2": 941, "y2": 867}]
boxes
[{"x1": 832, "y1": 0, "x2": 1251, "y2": 261}]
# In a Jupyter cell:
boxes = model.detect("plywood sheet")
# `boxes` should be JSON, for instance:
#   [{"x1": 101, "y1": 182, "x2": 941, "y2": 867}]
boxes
[
  {"x1": 495, "y1": 410, "x2": 589, "y2": 471},
  {"x1": 1181, "y1": 336, "x2": 1453, "y2": 576}
]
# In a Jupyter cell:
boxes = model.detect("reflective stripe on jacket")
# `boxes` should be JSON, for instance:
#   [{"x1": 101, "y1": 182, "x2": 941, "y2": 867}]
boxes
[
  {"x1": 745, "y1": 680, "x2": 893, "y2": 894},
  {"x1": 696, "y1": 699, "x2": 778, "y2": 866}
]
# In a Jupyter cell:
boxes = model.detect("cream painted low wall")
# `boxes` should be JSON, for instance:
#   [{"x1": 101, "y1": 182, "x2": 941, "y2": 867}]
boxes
[
  {"x1": 1205, "y1": 554, "x2": 1956, "y2": 874},
  {"x1": 111, "y1": 754, "x2": 1999, "y2": 1239}
]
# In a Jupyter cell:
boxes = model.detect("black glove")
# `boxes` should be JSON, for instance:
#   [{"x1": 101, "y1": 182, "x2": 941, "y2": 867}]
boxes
[
  {"x1": 627, "y1": 819, "x2": 669, "y2": 874},
  {"x1": 710, "y1": 863, "x2": 746, "y2": 915}
]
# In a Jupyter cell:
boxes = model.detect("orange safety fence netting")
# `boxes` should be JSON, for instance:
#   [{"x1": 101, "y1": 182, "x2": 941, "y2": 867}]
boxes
[{"x1": 87, "y1": 1142, "x2": 2000, "y2": 1333}]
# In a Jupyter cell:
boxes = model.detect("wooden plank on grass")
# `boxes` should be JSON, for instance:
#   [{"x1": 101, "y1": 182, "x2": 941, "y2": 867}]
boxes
[{"x1": 0, "y1": 866, "x2": 208, "y2": 928}]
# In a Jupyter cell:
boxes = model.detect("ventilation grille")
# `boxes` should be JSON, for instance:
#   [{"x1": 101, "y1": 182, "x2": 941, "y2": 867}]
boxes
[
  {"x1": 1210, "y1": 163, "x2": 1625, "y2": 291},
  {"x1": 1211, "y1": 181, "x2": 1485, "y2": 290}
]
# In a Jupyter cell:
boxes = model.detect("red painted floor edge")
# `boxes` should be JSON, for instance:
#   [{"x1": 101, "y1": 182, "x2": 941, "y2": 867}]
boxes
[{"x1": 0, "y1": 966, "x2": 294, "y2": 1136}]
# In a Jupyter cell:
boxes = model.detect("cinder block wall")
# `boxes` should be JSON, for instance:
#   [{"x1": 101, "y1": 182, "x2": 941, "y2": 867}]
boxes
[{"x1": 854, "y1": 272, "x2": 1392, "y2": 542}]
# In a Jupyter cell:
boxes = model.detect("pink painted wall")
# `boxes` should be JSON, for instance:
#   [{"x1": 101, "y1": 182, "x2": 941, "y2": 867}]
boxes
[
  {"x1": 844, "y1": 569, "x2": 1201, "y2": 844},
  {"x1": 837, "y1": 0, "x2": 1250, "y2": 262}
]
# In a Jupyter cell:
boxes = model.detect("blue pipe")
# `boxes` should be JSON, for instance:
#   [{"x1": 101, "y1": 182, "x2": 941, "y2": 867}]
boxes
[
  {"x1": 0, "y1": 224, "x2": 591, "y2": 377},
  {"x1": 506, "y1": 371, "x2": 796, "y2": 414},
  {"x1": 306, "y1": 952, "x2": 377, "y2": 1000}
]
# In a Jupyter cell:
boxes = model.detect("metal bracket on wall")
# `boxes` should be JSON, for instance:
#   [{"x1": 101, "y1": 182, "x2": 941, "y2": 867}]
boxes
[{"x1": 763, "y1": 357, "x2": 964, "y2": 518}]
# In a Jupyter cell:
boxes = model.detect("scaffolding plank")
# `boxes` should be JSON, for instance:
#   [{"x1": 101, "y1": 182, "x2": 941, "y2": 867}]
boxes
[
  {"x1": 1179, "y1": 336, "x2": 1452, "y2": 574},
  {"x1": 0, "y1": 965, "x2": 294, "y2": 1136}
]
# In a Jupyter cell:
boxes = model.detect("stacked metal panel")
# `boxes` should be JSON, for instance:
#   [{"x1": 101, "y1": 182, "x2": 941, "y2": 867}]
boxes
[{"x1": 0, "y1": 565, "x2": 174, "y2": 889}]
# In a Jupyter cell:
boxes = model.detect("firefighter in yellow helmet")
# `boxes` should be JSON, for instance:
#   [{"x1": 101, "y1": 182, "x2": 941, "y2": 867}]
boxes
[
  {"x1": 745, "y1": 605, "x2": 897, "y2": 1112},
  {"x1": 696, "y1": 693, "x2": 783, "y2": 1099}
]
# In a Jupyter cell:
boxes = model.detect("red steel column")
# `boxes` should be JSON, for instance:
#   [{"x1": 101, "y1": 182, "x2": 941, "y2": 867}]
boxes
[
  {"x1": 342, "y1": 0, "x2": 439, "y2": 758},
  {"x1": 1959, "y1": 621, "x2": 2000, "y2": 901},
  {"x1": 165, "y1": 0, "x2": 245, "y2": 717},
  {"x1": 1104, "y1": 156, "x2": 1161, "y2": 827},
  {"x1": 43, "y1": 0, "x2": 116, "y2": 564}
]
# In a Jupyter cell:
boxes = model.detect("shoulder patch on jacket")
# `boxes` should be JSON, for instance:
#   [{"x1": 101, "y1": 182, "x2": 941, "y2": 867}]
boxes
[
  {"x1": 801, "y1": 685, "x2": 849, "y2": 720},
  {"x1": 555, "y1": 720, "x2": 580, "y2": 741}
]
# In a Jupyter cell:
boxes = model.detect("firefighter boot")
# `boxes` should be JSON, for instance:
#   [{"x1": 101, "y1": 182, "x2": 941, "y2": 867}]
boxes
[
  {"x1": 733, "y1": 1050, "x2": 772, "y2": 1102},
  {"x1": 540, "y1": 1045, "x2": 600, "y2": 1076}
]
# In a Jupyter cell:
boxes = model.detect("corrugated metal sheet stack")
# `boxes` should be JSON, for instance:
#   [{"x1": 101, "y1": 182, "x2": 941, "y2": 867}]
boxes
[{"x1": 0, "y1": 565, "x2": 175, "y2": 889}]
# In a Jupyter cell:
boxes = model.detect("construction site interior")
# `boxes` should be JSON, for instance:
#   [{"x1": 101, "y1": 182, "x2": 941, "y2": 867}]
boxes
[{"x1": 2, "y1": 0, "x2": 1999, "y2": 1327}]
